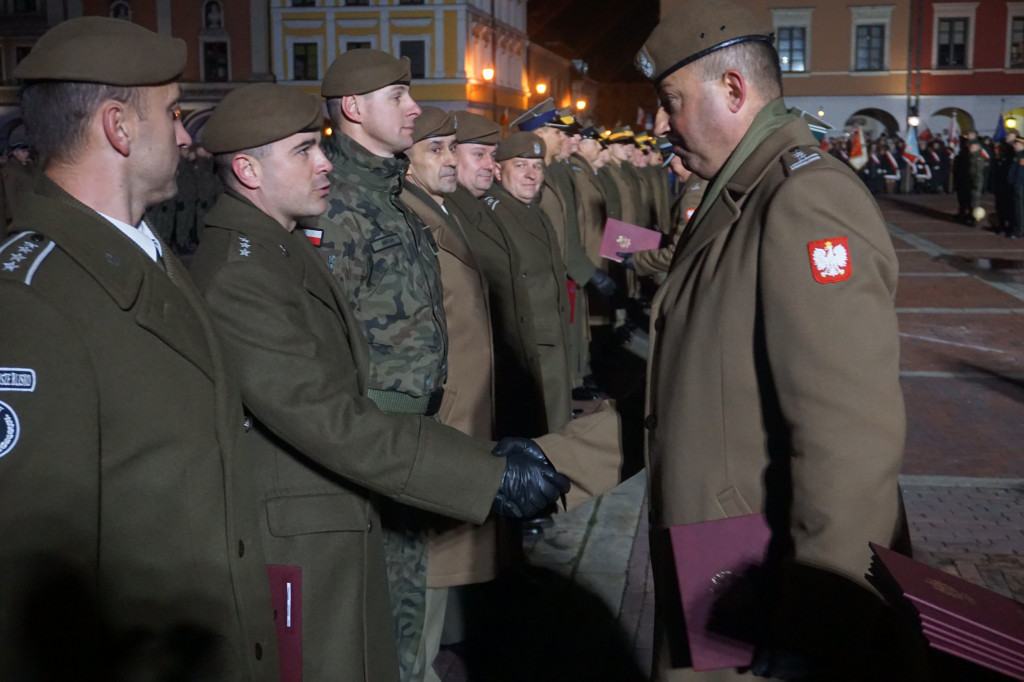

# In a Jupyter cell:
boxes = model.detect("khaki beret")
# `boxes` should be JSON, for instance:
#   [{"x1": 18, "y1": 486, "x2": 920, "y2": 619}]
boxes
[
  {"x1": 14, "y1": 16, "x2": 186, "y2": 85},
  {"x1": 203, "y1": 84, "x2": 322, "y2": 154},
  {"x1": 412, "y1": 106, "x2": 456, "y2": 144},
  {"x1": 635, "y1": 0, "x2": 773, "y2": 84},
  {"x1": 495, "y1": 132, "x2": 545, "y2": 162},
  {"x1": 322, "y1": 49, "x2": 411, "y2": 97},
  {"x1": 454, "y1": 112, "x2": 501, "y2": 145},
  {"x1": 510, "y1": 97, "x2": 570, "y2": 132}
]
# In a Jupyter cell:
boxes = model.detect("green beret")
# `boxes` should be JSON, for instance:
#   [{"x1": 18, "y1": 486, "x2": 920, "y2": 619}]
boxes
[
  {"x1": 322, "y1": 49, "x2": 411, "y2": 97},
  {"x1": 14, "y1": 16, "x2": 186, "y2": 85},
  {"x1": 412, "y1": 106, "x2": 456, "y2": 144},
  {"x1": 495, "y1": 132, "x2": 545, "y2": 162},
  {"x1": 202, "y1": 84, "x2": 322, "y2": 154},
  {"x1": 635, "y1": 0, "x2": 773, "y2": 84},
  {"x1": 454, "y1": 111, "x2": 501, "y2": 145}
]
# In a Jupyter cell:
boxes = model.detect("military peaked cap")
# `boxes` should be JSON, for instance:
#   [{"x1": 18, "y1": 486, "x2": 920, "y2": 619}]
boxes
[
  {"x1": 511, "y1": 98, "x2": 570, "y2": 132},
  {"x1": 454, "y1": 112, "x2": 502, "y2": 145},
  {"x1": 322, "y1": 48, "x2": 411, "y2": 97},
  {"x1": 14, "y1": 16, "x2": 186, "y2": 85},
  {"x1": 635, "y1": 0, "x2": 773, "y2": 84},
  {"x1": 496, "y1": 132, "x2": 545, "y2": 161},
  {"x1": 412, "y1": 106, "x2": 457, "y2": 144},
  {"x1": 202, "y1": 83, "x2": 323, "y2": 155}
]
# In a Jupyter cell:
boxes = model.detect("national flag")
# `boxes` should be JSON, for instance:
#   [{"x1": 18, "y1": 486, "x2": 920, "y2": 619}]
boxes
[
  {"x1": 303, "y1": 228, "x2": 323, "y2": 246},
  {"x1": 848, "y1": 126, "x2": 868, "y2": 171}
]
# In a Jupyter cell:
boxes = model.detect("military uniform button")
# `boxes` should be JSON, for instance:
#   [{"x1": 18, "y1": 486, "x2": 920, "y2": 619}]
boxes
[
  {"x1": 238, "y1": 540, "x2": 245, "y2": 557},
  {"x1": 254, "y1": 643, "x2": 263, "y2": 660},
  {"x1": 654, "y1": 318, "x2": 665, "y2": 332},
  {"x1": 644, "y1": 414, "x2": 657, "y2": 429},
  {"x1": 242, "y1": 416, "x2": 253, "y2": 432}
]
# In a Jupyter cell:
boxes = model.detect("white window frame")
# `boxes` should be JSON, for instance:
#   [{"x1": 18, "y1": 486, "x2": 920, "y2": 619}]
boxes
[
  {"x1": 287, "y1": 35, "x2": 324, "y2": 82},
  {"x1": 1006, "y1": 2, "x2": 1024, "y2": 69},
  {"x1": 392, "y1": 34, "x2": 431, "y2": 79},
  {"x1": 850, "y1": 5, "x2": 895, "y2": 73},
  {"x1": 772, "y1": 8, "x2": 813, "y2": 73},
  {"x1": 932, "y1": 2, "x2": 978, "y2": 70}
]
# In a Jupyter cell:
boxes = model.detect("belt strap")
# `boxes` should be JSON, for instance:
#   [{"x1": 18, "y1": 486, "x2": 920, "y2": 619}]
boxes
[{"x1": 367, "y1": 388, "x2": 444, "y2": 416}]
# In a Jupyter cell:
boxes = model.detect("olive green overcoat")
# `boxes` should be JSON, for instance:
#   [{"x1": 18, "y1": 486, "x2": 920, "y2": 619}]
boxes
[
  {"x1": 189, "y1": 192, "x2": 505, "y2": 681},
  {"x1": 0, "y1": 178, "x2": 279, "y2": 681}
]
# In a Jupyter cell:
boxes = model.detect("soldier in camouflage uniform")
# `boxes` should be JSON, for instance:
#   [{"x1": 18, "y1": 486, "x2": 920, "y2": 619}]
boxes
[{"x1": 316, "y1": 48, "x2": 448, "y2": 681}]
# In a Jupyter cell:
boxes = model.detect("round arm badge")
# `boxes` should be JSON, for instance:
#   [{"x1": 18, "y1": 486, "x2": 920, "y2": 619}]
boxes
[
  {"x1": 0, "y1": 401, "x2": 21, "y2": 459},
  {"x1": 807, "y1": 236, "x2": 851, "y2": 284}
]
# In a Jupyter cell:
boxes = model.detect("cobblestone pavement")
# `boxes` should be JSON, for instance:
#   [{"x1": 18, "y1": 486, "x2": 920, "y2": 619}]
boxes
[{"x1": 437, "y1": 191, "x2": 1024, "y2": 681}]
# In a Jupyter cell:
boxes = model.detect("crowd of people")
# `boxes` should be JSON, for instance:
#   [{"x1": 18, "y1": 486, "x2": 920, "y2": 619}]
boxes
[
  {"x1": 825, "y1": 127, "x2": 1024, "y2": 236},
  {"x1": 1, "y1": 0, "x2": 976, "y2": 680}
]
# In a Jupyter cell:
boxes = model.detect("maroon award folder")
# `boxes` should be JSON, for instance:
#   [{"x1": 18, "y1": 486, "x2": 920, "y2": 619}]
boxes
[
  {"x1": 599, "y1": 218, "x2": 663, "y2": 262},
  {"x1": 870, "y1": 542, "x2": 1024, "y2": 679},
  {"x1": 669, "y1": 513, "x2": 771, "y2": 671}
]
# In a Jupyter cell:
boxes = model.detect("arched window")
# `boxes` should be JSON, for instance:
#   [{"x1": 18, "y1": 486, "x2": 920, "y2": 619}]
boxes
[
  {"x1": 203, "y1": 0, "x2": 223, "y2": 29},
  {"x1": 109, "y1": 0, "x2": 131, "y2": 21}
]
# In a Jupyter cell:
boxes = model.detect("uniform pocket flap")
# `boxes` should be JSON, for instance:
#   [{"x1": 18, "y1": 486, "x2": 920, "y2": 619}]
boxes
[{"x1": 266, "y1": 493, "x2": 368, "y2": 537}]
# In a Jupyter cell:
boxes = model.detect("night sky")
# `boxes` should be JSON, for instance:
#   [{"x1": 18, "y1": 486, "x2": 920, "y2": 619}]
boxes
[{"x1": 528, "y1": 0, "x2": 660, "y2": 82}]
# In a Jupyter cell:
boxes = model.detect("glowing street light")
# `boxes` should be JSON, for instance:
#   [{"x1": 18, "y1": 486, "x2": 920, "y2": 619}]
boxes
[
  {"x1": 535, "y1": 82, "x2": 547, "y2": 95},
  {"x1": 1007, "y1": 118, "x2": 1018, "y2": 129},
  {"x1": 482, "y1": 67, "x2": 495, "y2": 81},
  {"x1": 576, "y1": 99, "x2": 587, "y2": 110}
]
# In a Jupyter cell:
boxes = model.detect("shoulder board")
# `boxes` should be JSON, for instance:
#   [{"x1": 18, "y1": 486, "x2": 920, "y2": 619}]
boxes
[
  {"x1": 782, "y1": 146, "x2": 825, "y2": 174},
  {"x1": 482, "y1": 196, "x2": 500, "y2": 211},
  {"x1": 225, "y1": 232, "x2": 294, "y2": 265},
  {"x1": 0, "y1": 231, "x2": 57, "y2": 285}
]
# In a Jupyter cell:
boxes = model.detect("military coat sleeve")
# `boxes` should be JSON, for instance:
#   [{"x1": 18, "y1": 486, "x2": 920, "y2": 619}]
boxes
[
  {"x1": 197, "y1": 228, "x2": 503, "y2": 524},
  {"x1": 758, "y1": 158, "x2": 905, "y2": 580}
]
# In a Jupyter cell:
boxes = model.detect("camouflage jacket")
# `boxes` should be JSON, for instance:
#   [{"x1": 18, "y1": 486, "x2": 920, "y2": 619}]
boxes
[{"x1": 318, "y1": 132, "x2": 448, "y2": 397}]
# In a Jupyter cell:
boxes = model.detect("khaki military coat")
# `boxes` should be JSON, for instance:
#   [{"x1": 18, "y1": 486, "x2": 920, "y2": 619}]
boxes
[
  {"x1": 569, "y1": 154, "x2": 609, "y2": 267},
  {"x1": 400, "y1": 183, "x2": 503, "y2": 587},
  {"x1": 0, "y1": 179, "x2": 278, "y2": 681},
  {"x1": 483, "y1": 181, "x2": 573, "y2": 432},
  {"x1": 646, "y1": 119, "x2": 907, "y2": 680},
  {"x1": 644, "y1": 164, "x2": 673, "y2": 234},
  {"x1": 189, "y1": 192, "x2": 506, "y2": 681}
]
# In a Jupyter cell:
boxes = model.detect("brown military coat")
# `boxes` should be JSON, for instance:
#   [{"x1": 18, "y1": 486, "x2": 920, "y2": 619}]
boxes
[
  {"x1": 190, "y1": 192, "x2": 506, "y2": 681},
  {"x1": 646, "y1": 118, "x2": 906, "y2": 680},
  {"x1": 0, "y1": 179, "x2": 278, "y2": 680},
  {"x1": 400, "y1": 183, "x2": 503, "y2": 587},
  {"x1": 569, "y1": 154, "x2": 609, "y2": 267}
]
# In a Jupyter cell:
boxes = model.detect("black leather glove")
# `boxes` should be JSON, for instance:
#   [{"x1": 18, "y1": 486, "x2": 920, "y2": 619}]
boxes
[
  {"x1": 750, "y1": 649, "x2": 811, "y2": 680},
  {"x1": 616, "y1": 252, "x2": 635, "y2": 270},
  {"x1": 490, "y1": 437, "x2": 571, "y2": 518},
  {"x1": 586, "y1": 268, "x2": 617, "y2": 295}
]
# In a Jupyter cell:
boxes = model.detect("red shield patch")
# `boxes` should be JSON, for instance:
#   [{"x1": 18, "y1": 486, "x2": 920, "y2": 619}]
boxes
[{"x1": 807, "y1": 236, "x2": 852, "y2": 284}]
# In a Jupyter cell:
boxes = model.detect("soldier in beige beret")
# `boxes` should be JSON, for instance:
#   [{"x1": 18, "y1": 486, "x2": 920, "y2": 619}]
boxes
[
  {"x1": 636, "y1": 1, "x2": 911, "y2": 680},
  {"x1": 190, "y1": 85, "x2": 569, "y2": 682},
  {"x1": 0, "y1": 16, "x2": 281, "y2": 680}
]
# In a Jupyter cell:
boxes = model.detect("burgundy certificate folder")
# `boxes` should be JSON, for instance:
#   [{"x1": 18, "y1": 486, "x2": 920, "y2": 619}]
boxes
[
  {"x1": 870, "y1": 542, "x2": 1024, "y2": 679},
  {"x1": 599, "y1": 218, "x2": 663, "y2": 262},
  {"x1": 669, "y1": 513, "x2": 771, "y2": 671}
]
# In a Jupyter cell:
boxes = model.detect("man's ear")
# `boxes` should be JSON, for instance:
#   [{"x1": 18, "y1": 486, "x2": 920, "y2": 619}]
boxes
[
  {"x1": 722, "y1": 69, "x2": 747, "y2": 114},
  {"x1": 101, "y1": 101, "x2": 132, "y2": 157},
  {"x1": 493, "y1": 163, "x2": 502, "y2": 182},
  {"x1": 231, "y1": 153, "x2": 261, "y2": 191},
  {"x1": 340, "y1": 94, "x2": 363, "y2": 124}
]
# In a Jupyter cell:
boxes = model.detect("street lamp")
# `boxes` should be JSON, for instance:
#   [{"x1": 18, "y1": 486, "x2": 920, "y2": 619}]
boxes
[
  {"x1": 535, "y1": 82, "x2": 547, "y2": 95},
  {"x1": 1007, "y1": 118, "x2": 1018, "y2": 130},
  {"x1": 576, "y1": 99, "x2": 587, "y2": 111},
  {"x1": 482, "y1": 67, "x2": 495, "y2": 81},
  {"x1": 908, "y1": 114, "x2": 920, "y2": 127}
]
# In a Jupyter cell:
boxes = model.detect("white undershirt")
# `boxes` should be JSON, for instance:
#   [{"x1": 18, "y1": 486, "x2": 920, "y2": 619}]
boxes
[{"x1": 98, "y1": 212, "x2": 164, "y2": 263}]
